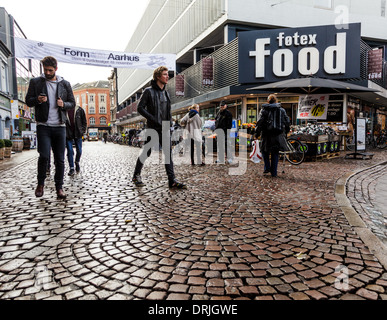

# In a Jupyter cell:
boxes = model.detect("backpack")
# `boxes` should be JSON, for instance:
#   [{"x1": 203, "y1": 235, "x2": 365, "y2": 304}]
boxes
[{"x1": 266, "y1": 108, "x2": 284, "y2": 134}]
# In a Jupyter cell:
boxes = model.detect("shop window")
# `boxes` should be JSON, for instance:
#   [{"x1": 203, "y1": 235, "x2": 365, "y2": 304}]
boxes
[{"x1": 247, "y1": 104, "x2": 257, "y2": 123}]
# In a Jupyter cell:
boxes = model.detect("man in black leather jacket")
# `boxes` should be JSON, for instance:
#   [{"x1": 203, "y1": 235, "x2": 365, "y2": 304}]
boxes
[
  {"x1": 132, "y1": 66, "x2": 186, "y2": 189},
  {"x1": 26, "y1": 56, "x2": 75, "y2": 199}
]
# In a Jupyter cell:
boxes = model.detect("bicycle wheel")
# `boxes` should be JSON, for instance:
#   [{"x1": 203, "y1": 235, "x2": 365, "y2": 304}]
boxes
[
  {"x1": 376, "y1": 136, "x2": 387, "y2": 149},
  {"x1": 285, "y1": 139, "x2": 305, "y2": 165}
]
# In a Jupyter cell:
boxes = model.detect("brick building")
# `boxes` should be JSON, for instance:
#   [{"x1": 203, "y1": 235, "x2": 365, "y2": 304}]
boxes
[{"x1": 72, "y1": 81, "x2": 111, "y2": 138}]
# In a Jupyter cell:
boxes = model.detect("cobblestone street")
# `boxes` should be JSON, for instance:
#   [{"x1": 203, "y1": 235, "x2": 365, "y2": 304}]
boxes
[{"x1": 0, "y1": 141, "x2": 387, "y2": 301}]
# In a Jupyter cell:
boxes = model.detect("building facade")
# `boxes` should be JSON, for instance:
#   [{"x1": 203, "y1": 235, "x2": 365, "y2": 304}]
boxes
[
  {"x1": 0, "y1": 7, "x2": 41, "y2": 139},
  {"x1": 116, "y1": 0, "x2": 387, "y2": 133},
  {"x1": 0, "y1": 7, "x2": 13, "y2": 139},
  {"x1": 72, "y1": 81, "x2": 112, "y2": 138}
]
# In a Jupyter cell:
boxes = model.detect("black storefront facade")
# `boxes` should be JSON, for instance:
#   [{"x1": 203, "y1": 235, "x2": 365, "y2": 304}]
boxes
[{"x1": 117, "y1": 23, "x2": 387, "y2": 138}]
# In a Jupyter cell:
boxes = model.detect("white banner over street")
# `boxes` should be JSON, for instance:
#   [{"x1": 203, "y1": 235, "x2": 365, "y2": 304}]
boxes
[{"x1": 14, "y1": 37, "x2": 176, "y2": 71}]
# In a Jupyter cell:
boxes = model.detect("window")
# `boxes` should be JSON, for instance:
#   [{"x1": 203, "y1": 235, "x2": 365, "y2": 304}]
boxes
[
  {"x1": 99, "y1": 106, "x2": 107, "y2": 114},
  {"x1": 314, "y1": 0, "x2": 332, "y2": 9},
  {"x1": 89, "y1": 106, "x2": 96, "y2": 114},
  {"x1": 100, "y1": 117, "x2": 107, "y2": 125},
  {"x1": 0, "y1": 61, "x2": 8, "y2": 93},
  {"x1": 89, "y1": 117, "x2": 96, "y2": 125},
  {"x1": 89, "y1": 95, "x2": 95, "y2": 103},
  {"x1": 100, "y1": 95, "x2": 105, "y2": 103}
]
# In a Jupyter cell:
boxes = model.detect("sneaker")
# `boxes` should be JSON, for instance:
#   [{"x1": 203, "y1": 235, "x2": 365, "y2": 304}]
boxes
[
  {"x1": 132, "y1": 174, "x2": 145, "y2": 187},
  {"x1": 68, "y1": 169, "x2": 75, "y2": 176},
  {"x1": 169, "y1": 180, "x2": 187, "y2": 189},
  {"x1": 75, "y1": 162, "x2": 80, "y2": 173}
]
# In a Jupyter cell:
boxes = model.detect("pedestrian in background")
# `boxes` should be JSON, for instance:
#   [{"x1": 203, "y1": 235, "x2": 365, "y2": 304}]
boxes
[
  {"x1": 132, "y1": 66, "x2": 186, "y2": 189},
  {"x1": 215, "y1": 100, "x2": 233, "y2": 164},
  {"x1": 26, "y1": 56, "x2": 76, "y2": 199},
  {"x1": 66, "y1": 105, "x2": 87, "y2": 176},
  {"x1": 255, "y1": 94, "x2": 290, "y2": 178},
  {"x1": 181, "y1": 104, "x2": 205, "y2": 166}
]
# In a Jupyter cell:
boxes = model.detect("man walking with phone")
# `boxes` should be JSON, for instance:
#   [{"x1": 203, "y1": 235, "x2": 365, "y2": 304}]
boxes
[{"x1": 26, "y1": 56, "x2": 76, "y2": 199}]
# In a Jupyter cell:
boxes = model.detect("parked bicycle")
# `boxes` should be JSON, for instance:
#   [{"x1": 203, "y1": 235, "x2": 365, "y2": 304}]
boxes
[
  {"x1": 376, "y1": 130, "x2": 387, "y2": 149},
  {"x1": 280, "y1": 137, "x2": 306, "y2": 165}
]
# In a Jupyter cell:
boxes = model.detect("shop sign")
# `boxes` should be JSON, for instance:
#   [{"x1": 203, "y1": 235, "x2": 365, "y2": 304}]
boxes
[
  {"x1": 297, "y1": 94, "x2": 329, "y2": 120},
  {"x1": 327, "y1": 102, "x2": 344, "y2": 122},
  {"x1": 368, "y1": 48, "x2": 384, "y2": 80},
  {"x1": 239, "y1": 23, "x2": 361, "y2": 84}
]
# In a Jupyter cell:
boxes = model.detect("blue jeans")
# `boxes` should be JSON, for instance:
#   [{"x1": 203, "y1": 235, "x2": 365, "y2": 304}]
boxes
[
  {"x1": 263, "y1": 151, "x2": 279, "y2": 177},
  {"x1": 37, "y1": 125, "x2": 66, "y2": 190},
  {"x1": 66, "y1": 138, "x2": 83, "y2": 169}
]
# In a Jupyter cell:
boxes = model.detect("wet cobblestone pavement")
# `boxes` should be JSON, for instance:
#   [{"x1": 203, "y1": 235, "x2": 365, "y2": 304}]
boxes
[{"x1": 0, "y1": 141, "x2": 387, "y2": 301}]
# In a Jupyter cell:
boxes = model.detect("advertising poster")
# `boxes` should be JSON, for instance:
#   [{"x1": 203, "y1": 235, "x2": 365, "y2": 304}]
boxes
[
  {"x1": 202, "y1": 57, "x2": 214, "y2": 86},
  {"x1": 368, "y1": 48, "x2": 384, "y2": 80},
  {"x1": 297, "y1": 95, "x2": 329, "y2": 120},
  {"x1": 175, "y1": 75, "x2": 185, "y2": 97}
]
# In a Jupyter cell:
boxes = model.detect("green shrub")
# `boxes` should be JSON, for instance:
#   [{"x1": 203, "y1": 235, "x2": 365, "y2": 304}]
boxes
[
  {"x1": 4, "y1": 139, "x2": 12, "y2": 148},
  {"x1": 0, "y1": 139, "x2": 4, "y2": 148}
]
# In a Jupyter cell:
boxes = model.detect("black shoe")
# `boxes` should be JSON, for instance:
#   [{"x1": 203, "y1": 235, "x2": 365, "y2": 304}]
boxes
[
  {"x1": 263, "y1": 170, "x2": 270, "y2": 174},
  {"x1": 56, "y1": 189, "x2": 67, "y2": 199},
  {"x1": 132, "y1": 174, "x2": 145, "y2": 187},
  {"x1": 68, "y1": 169, "x2": 75, "y2": 176},
  {"x1": 35, "y1": 185, "x2": 44, "y2": 198},
  {"x1": 75, "y1": 162, "x2": 80, "y2": 173},
  {"x1": 169, "y1": 180, "x2": 187, "y2": 189}
]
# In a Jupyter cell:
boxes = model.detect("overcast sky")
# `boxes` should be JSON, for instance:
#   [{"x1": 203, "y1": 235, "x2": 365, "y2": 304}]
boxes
[{"x1": 1, "y1": 0, "x2": 149, "y2": 85}]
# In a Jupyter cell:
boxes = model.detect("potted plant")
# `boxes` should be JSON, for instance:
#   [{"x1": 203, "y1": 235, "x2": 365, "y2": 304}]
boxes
[
  {"x1": 0, "y1": 139, "x2": 4, "y2": 160},
  {"x1": 4, "y1": 139, "x2": 12, "y2": 158}
]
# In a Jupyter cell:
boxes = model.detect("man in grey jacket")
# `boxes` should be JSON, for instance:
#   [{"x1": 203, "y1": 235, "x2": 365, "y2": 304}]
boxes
[{"x1": 26, "y1": 56, "x2": 75, "y2": 199}]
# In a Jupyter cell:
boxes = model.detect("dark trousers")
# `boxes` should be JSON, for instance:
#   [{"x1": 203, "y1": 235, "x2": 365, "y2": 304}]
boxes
[
  {"x1": 37, "y1": 125, "x2": 66, "y2": 190},
  {"x1": 134, "y1": 130, "x2": 175, "y2": 182},
  {"x1": 66, "y1": 138, "x2": 83, "y2": 169},
  {"x1": 263, "y1": 151, "x2": 279, "y2": 177}
]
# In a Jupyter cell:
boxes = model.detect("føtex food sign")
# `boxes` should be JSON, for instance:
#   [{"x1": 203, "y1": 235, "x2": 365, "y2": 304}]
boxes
[{"x1": 238, "y1": 23, "x2": 361, "y2": 84}]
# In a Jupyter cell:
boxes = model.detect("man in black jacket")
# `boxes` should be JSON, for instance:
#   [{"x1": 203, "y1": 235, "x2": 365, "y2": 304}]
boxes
[
  {"x1": 66, "y1": 106, "x2": 87, "y2": 176},
  {"x1": 215, "y1": 101, "x2": 233, "y2": 164},
  {"x1": 26, "y1": 56, "x2": 75, "y2": 199},
  {"x1": 132, "y1": 66, "x2": 186, "y2": 189}
]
